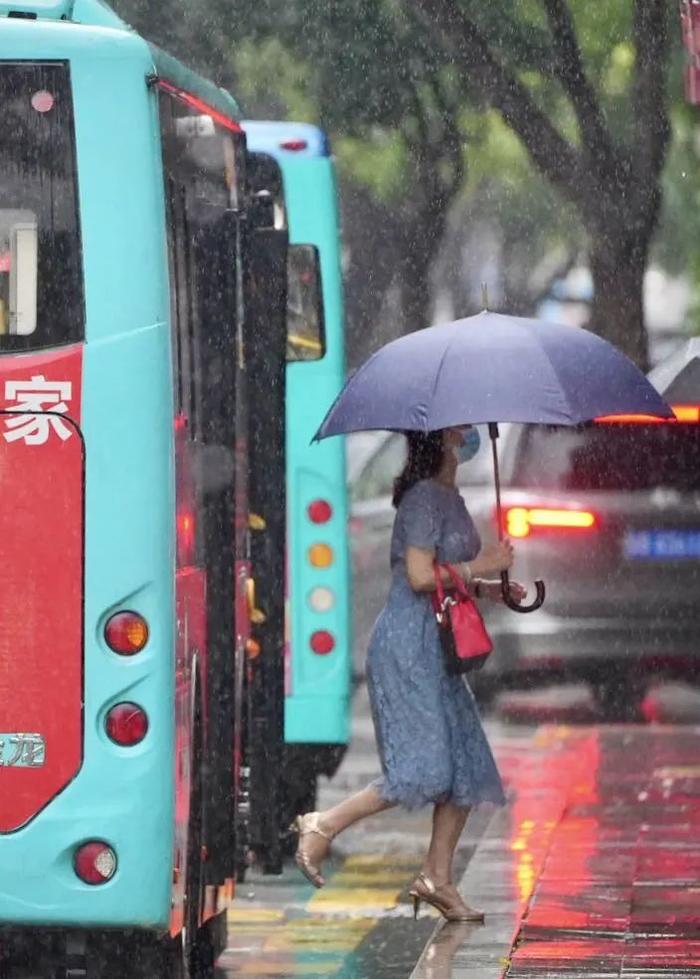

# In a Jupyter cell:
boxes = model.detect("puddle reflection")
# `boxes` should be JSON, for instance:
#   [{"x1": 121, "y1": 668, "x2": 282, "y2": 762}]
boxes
[{"x1": 420, "y1": 922, "x2": 480, "y2": 979}]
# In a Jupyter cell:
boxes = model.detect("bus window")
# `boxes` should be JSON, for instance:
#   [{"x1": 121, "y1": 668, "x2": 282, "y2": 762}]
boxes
[
  {"x1": 287, "y1": 244, "x2": 325, "y2": 361},
  {"x1": 0, "y1": 213, "x2": 37, "y2": 336},
  {"x1": 0, "y1": 63, "x2": 83, "y2": 350}
]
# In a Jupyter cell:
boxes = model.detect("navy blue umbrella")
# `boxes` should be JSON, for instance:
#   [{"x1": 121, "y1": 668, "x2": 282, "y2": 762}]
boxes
[{"x1": 316, "y1": 312, "x2": 672, "y2": 612}]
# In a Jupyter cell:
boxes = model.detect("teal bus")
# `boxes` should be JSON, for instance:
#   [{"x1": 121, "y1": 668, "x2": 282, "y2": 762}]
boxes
[
  {"x1": 0, "y1": 3, "x2": 291, "y2": 975},
  {"x1": 243, "y1": 122, "x2": 351, "y2": 822}
]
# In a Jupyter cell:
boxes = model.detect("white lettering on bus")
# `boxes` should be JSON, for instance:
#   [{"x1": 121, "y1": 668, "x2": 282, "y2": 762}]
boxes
[{"x1": 2, "y1": 375, "x2": 73, "y2": 445}]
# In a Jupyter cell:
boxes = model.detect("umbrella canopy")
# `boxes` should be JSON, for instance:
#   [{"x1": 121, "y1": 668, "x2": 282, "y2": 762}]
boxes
[
  {"x1": 315, "y1": 312, "x2": 672, "y2": 440},
  {"x1": 648, "y1": 337, "x2": 700, "y2": 405}
]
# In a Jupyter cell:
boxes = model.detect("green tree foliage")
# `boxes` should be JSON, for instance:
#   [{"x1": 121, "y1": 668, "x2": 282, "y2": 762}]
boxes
[{"x1": 113, "y1": 0, "x2": 684, "y2": 366}]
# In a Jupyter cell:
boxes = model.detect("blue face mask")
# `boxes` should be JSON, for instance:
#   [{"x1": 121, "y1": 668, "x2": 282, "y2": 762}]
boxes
[{"x1": 455, "y1": 427, "x2": 481, "y2": 465}]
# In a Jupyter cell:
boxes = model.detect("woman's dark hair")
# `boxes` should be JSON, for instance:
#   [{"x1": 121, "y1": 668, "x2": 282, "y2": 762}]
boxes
[{"x1": 392, "y1": 431, "x2": 445, "y2": 508}]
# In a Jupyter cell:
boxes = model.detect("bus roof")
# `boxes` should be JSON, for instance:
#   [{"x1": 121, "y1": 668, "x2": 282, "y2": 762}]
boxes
[
  {"x1": 0, "y1": 0, "x2": 124, "y2": 25},
  {"x1": 0, "y1": 0, "x2": 242, "y2": 122},
  {"x1": 150, "y1": 45, "x2": 242, "y2": 122},
  {"x1": 242, "y1": 121, "x2": 331, "y2": 159}
]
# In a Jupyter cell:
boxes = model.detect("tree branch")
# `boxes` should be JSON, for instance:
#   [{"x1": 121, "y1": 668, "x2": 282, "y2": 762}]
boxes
[
  {"x1": 404, "y1": 0, "x2": 590, "y2": 208},
  {"x1": 540, "y1": 0, "x2": 614, "y2": 171}
]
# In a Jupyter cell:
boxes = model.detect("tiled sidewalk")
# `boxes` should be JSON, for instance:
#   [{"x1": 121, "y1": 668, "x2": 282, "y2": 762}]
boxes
[{"x1": 413, "y1": 725, "x2": 700, "y2": 978}]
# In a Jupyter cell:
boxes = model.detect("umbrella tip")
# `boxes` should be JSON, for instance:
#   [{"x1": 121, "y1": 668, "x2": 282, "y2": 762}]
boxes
[{"x1": 481, "y1": 281, "x2": 489, "y2": 311}]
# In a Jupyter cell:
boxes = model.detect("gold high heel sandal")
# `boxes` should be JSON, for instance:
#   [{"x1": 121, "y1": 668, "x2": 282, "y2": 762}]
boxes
[
  {"x1": 290, "y1": 812, "x2": 336, "y2": 888},
  {"x1": 409, "y1": 873, "x2": 485, "y2": 923}
]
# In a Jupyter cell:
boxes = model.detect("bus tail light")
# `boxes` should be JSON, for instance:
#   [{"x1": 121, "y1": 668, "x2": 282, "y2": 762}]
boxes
[
  {"x1": 280, "y1": 138, "x2": 308, "y2": 151},
  {"x1": 74, "y1": 842, "x2": 117, "y2": 885},
  {"x1": 308, "y1": 543, "x2": 334, "y2": 568},
  {"x1": 105, "y1": 703, "x2": 149, "y2": 746},
  {"x1": 308, "y1": 587, "x2": 335, "y2": 613},
  {"x1": 310, "y1": 630, "x2": 335, "y2": 655},
  {"x1": 505, "y1": 506, "x2": 597, "y2": 539},
  {"x1": 104, "y1": 612, "x2": 149, "y2": 655},
  {"x1": 308, "y1": 499, "x2": 333, "y2": 524},
  {"x1": 177, "y1": 509, "x2": 196, "y2": 568}
]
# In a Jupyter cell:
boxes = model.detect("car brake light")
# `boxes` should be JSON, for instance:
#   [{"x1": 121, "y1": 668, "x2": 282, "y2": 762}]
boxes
[
  {"x1": 672, "y1": 405, "x2": 700, "y2": 422},
  {"x1": 105, "y1": 703, "x2": 149, "y2": 746},
  {"x1": 506, "y1": 506, "x2": 597, "y2": 538},
  {"x1": 104, "y1": 612, "x2": 149, "y2": 655},
  {"x1": 308, "y1": 499, "x2": 333, "y2": 524},
  {"x1": 596, "y1": 404, "x2": 700, "y2": 423},
  {"x1": 74, "y1": 842, "x2": 117, "y2": 885},
  {"x1": 310, "y1": 630, "x2": 335, "y2": 654}
]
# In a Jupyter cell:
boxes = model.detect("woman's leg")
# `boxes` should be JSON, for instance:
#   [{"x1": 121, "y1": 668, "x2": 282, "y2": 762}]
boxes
[
  {"x1": 321, "y1": 783, "x2": 395, "y2": 834},
  {"x1": 295, "y1": 784, "x2": 395, "y2": 883},
  {"x1": 422, "y1": 801, "x2": 470, "y2": 883}
]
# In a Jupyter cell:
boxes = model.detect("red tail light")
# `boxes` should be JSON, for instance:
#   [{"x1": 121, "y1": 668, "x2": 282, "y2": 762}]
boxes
[
  {"x1": 596, "y1": 404, "x2": 700, "y2": 424},
  {"x1": 310, "y1": 630, "x2": 335, "y2": 655},
  {"x1": 280, "y1": 138, "x2": 308, "y2": 151},
  {"x1": 505, "y1": 506, "x2": 597, "y2": 539},
  {"x1": 175, "y1": 415, "x2": 197, "y2": 568},
  {"x1": 307, "y1": 499, "x2": 333, "y2": 524},
  {"x1": 177, "y1": 509, "x2": 196, "y2": 565},
  {"x1": 104, "y1": 611, "x2": 149, "y2": 656},
  {"x1": 74, "y1": 842, "x2": 117, "y2": 885},
  {"x1": 105, "y1": 703, "x2": 149, "y2": 746}
]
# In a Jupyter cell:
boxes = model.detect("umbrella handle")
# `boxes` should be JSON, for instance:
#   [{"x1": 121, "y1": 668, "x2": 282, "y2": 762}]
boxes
[
  {"x1": 500, "y1": 570, "x2": 545, "y2": 613},
  {"x1": 489, "y1": 424, "x2": 546, "y2": 614}
]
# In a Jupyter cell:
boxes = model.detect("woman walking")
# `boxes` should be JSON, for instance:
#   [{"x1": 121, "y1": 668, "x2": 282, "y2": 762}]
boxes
[{"x1": 292, "y1": 426, "x2": 523, "y2": 922}]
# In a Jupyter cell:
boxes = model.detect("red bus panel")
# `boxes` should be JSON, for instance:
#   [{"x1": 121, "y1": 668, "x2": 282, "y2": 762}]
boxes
[{"x1": 0, "y1": 346, "x2": 83, "y2": 832}]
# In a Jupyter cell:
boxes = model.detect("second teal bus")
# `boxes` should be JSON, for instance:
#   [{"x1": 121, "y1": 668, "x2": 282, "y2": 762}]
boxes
[{"x1": 243, "y1": 121, "x2": 351, "y2": 820}]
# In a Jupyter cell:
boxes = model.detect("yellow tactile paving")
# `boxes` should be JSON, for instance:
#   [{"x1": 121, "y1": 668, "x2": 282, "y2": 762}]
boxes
[
  {"x1": 225, "y1": 852, "x2": 424, "y2": 975},
  {"x1": 307, "y1": 851, "x2": 421, "y2": 915},
  {"x1": 343, "y1": 852, "x2": 422, "y2": 868},
  {"x1": 236, "y1": 960, "x2": 340, "y2": 975},
  {"x1": 262, "y1": 917, "x2": 375, "y2": 952},
  {"x1": 229, "y1": 908, "x2": 287, "y2": 923},
  {"x1": 307, "y1": 888, "x2": 406, "y2": 912}
]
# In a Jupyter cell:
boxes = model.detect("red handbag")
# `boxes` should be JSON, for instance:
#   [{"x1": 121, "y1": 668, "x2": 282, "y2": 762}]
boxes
[{"x1": 432, "y1": 563, "x2": 493, "y2": 675}]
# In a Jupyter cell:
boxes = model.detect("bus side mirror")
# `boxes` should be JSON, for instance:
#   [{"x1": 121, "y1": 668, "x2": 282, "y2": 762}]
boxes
[
  {"x1": 9, "y1": 220, "x2": 38, "y2": 336},
  {"x1": 287, "y1": 244, "x2": 325, "y2": 362}
]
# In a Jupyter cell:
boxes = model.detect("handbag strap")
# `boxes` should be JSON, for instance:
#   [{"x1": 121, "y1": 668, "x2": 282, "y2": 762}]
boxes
[
  {"x1": 433, "y1": 563, "x2": 446, "y2": 606},
  {"x1": 433, "y1": 562, "x2": 469, "y2": 604},
  {"x1": 444, "y1": 562, "x2": 470, "y2": 598}
]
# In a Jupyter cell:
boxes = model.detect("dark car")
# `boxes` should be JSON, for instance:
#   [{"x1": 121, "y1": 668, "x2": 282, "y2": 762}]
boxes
[
  {"x1": 467, "y1": 416, "x2": 700, "y2": 717},
  {"x1": 348, "y1": 418, "x2": 700, "y2": 719}
]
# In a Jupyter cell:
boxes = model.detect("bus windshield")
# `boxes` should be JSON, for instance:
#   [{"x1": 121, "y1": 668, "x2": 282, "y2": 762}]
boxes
[{"x1": 0, "y1": 62, "x2": 83, "y2": 351}]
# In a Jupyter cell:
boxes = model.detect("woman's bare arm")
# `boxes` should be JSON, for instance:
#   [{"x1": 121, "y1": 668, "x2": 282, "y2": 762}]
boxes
[
  {"x1": 405, "y1": 546, "x2": 464, "y2": 593},
  {"x1": 405, "y1": 540, "x2": 516, "y2": 594}
]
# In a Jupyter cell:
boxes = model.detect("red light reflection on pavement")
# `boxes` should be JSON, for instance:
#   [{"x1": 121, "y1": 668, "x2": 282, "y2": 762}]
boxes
[{"x1": 495, "y1": 726, "x2": 700, "y2": 977}]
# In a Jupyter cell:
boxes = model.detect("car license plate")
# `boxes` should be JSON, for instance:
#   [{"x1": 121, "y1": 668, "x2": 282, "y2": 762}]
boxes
[{"x1": 624, "y1": 529, "x2": 700, "y2": 560}]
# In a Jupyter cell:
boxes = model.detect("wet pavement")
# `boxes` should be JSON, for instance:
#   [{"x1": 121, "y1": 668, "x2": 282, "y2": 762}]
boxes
[{"x1": 221, "y1": 686, "x2": 700, "y2": 978}]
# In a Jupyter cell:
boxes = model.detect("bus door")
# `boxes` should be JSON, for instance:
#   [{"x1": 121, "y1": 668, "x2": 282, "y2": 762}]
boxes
[
  {"x1": 159, "y1": 91, "x2": 248, "y2": 903},
  {"x1": 242, "y1": 153, "x2": 289, "y2": 875},
  {"x1": 187, "y1": 199, "x2": 244, "y2": 890}
]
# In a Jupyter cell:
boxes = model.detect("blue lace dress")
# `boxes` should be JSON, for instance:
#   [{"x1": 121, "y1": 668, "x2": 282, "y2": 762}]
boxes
[{"x1": 366, "y1": 479, "x2": 506, "y2": 810}]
